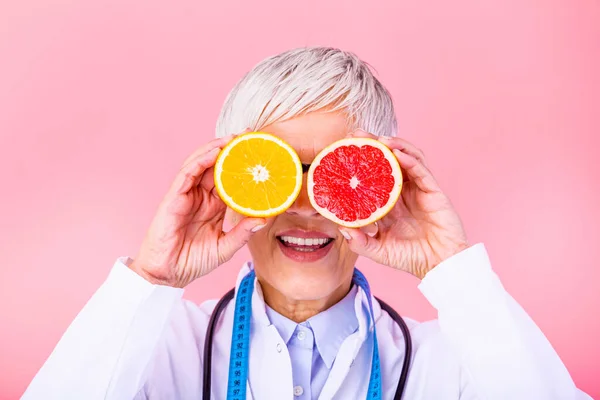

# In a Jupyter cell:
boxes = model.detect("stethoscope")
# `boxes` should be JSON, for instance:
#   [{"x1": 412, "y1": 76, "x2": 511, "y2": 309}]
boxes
[{"x1": 202, "y1": 281, "x2": 412, "y2": 399}]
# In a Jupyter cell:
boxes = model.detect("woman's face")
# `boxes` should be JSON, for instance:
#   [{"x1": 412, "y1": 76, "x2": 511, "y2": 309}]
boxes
[{"x1": 232, "y1": 111, "x2": 359, "y2": 305}]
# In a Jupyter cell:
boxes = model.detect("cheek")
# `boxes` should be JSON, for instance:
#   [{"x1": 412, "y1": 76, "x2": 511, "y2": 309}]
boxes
[
  {"x1": 247, "y1": 219, "x2": 277, "y2": 256},
  {"x1": 248, "y1": 229, "x2": 269, "y2": 249},
  {"x1": 338, "y1": 239, "x2": 359, "y2": 266}
]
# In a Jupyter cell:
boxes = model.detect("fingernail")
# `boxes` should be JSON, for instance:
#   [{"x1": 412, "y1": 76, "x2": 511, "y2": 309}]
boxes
[
  {"x1": 339, "y1": 229, "x2": 351, "y2": 240},
  {"x1": 367, "y1": 231, "x2": 376, "y2": 237},
  {"x1": 251, "y1": 224, "x2": 266, "y2": 232}
]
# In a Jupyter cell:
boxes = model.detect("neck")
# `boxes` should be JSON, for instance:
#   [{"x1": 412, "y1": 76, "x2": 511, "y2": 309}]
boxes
[{"x1": 259, "y1": 279, "x2": 353, "y2": 323}]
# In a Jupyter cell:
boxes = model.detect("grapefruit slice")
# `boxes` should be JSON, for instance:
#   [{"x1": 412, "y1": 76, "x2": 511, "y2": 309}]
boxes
[
  {"x1": 307, "y1": 137, "x2": 403, "y2": 228},
  {"x1": 214, "y1": 132, "x2": 302, "y2": 217}
]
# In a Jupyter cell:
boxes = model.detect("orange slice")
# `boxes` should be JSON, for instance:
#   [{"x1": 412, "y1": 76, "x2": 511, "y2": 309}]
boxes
[
  {"x1": 307, "y1": 137, "x2": 403, "y2": 227},
  {"x1": 214, "y1": 132, "x2": 303, "y2": 217}
]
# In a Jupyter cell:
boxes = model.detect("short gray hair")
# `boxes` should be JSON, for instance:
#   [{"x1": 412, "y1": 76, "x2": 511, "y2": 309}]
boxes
[{"x1": 215, "y1": 47, "x2": 397, "y2": 138}]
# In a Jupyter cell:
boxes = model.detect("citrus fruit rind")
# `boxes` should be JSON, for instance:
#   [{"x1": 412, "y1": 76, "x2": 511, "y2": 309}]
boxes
[
  {"x1": 214, "y1": 132, "x2": 303, "y2": 218},
  {"x1": 307, "y1": 137, "x2": 403, "y2": 228}
]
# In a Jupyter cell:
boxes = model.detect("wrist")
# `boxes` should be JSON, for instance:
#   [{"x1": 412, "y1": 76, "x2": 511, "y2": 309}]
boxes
[
  {"x1": 422, "y1": 242, "x2": 471, "y2": 279},
  {"x1": 437, "y1": 242, "x2": 470, "y2": 265},
  {"x1": 128, "y1": 259, "x2": 173, "y2": 286}
]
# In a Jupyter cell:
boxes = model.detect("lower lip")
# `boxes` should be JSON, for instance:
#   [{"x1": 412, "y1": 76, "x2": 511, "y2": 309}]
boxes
[{"x1": 277, "y1": 239, "x2": 334, "y2": 263}]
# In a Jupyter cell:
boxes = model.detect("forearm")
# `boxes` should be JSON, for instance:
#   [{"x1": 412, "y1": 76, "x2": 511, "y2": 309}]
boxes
[
  {"x1": 22, "y1": 258, "x2": 184, "y2": 400},
  {"x1": 419, "y1": 244, "x2": 584, "y2": 400}
]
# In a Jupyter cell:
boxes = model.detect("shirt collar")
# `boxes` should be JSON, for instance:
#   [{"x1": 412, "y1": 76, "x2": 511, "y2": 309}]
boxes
[
  {"x1": 308, "y1": 284, "x2": 359, "y2": 368},
  {"x1": 264, "y1": 284, "x2": 359, "y2": 369},
  {"x1": 264, "y1": 306, "x2": 297, "y2": 344},
  {"x1": 234, "y1": 262, "x2": 381, "y2": 365}
]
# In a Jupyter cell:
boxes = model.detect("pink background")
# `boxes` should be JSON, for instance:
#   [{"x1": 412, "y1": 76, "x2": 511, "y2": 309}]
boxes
[{"x1": 1, "y1": 0, "x2": 599, "y2": 398}]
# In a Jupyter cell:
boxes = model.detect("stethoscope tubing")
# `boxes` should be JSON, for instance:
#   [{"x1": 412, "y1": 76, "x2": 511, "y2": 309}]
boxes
[{"x1": 202, "y1": 289, "x2": 412, "y2": 400}]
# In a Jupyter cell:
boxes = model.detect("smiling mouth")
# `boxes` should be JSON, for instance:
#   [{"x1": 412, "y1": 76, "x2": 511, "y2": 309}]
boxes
[{"x1": 276, "y1": 236, "x2": 334, "y2": 252}]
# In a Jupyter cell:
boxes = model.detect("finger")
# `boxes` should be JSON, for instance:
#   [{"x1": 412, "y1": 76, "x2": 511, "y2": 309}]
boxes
[
  {"x1": 380, "y1": 136, "x2": 428, "y2": 167},
  {"x1": 393, "y1": 149, "x2": 441, "y2": 193},
  {"x1": 171, "y1": 137, "x2": 234, "y2": 196},
  {"x1": 339, "y1": 227, "x2": 382, "y2": 258},
  {"x1": 199, "y1": 166, "x2": 216, "y2": 192},
  {"x1": 360, "y1": 222, "x2": 379, "y2": 238},
  {"x1": 348, "y1": 129, "x2": 378, "y2": 140},
  {"x1": 181, "y1": 128, "x2": 250, "y2": 169},
  {"x1": 180, "y1": 135, "x2": 232, "y2": 171},
  {"x1": 173, "y1": 147, "x2": 221, "y2": 195},
  {"x1": 218, "y1": 217, "x2": 267, "y2": 263},
  {"x1": 174, "y1": 129, "x2": 253, "y2": 195}
]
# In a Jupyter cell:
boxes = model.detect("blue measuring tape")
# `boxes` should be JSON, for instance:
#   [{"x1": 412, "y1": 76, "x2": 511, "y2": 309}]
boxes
[{"x1": 226, "y1": 268, "x2": 381, "y2": 400}]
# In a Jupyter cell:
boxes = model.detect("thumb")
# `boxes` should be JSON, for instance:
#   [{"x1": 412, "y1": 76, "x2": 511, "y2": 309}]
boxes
[
  {"x1": 339, "y1": 227, "x2": 382, "y2": 259},
  {"x1": 218, "y1": 218, "x2": 266, "y2": 263}
]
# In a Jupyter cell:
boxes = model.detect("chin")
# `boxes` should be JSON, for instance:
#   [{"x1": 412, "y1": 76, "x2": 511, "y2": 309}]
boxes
[
  {"x1": 277, "y1": 274, "x2": 343, "y2": 301},
  {"x1": 248, "y1": 227, "x2": 357, "y2": 302},
  {"x1": 273, "y1": 255, "x2": 349, "y2": 298}
]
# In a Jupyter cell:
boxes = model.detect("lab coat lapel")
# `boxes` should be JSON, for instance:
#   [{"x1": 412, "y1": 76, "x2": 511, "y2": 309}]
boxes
[
  {"x1": 318, "y1": 286, "x2": 377, "y2": 400},
  {"x1": 248, "y1": 324, "x2": 294, "y2": 399},
  {"x1": 244, "y1": 266, "x2": 294, "y2": 400}
]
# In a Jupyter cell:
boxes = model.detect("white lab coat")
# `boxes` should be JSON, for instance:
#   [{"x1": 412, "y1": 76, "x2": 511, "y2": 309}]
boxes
[{"x1": 22, "y1": 244, "x2": 591, "y2": 399}]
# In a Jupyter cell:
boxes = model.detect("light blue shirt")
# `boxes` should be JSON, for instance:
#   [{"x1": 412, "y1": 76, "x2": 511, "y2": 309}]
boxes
[{"x1": 265, "y1": 285, "x2": 359, "y2": 399}]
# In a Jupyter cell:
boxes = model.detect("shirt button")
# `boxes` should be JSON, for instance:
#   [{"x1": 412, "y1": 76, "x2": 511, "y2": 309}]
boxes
[
  {"x1": 276, "y1": 343, "x2": 282, "y2": 353},
  {"x1": 297, "y1": 330, "x2": 306, "y2": 340},
  {"x1": 293, "y1": 385, "x2": 304, "y2": 396}
]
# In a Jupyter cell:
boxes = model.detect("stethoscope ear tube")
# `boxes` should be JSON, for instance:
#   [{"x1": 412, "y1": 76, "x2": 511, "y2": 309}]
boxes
[
  {"x1": 375, "y1": 297, "x2": 412, "y2": 400},
  {"x1": 203, "y1": 288, "x2": 235, "y2": 400}
]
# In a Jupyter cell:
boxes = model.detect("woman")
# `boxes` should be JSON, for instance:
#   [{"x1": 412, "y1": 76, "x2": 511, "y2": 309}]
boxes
[{"x1": 23, "y1": 47, "x2": 590, "y2": 399}]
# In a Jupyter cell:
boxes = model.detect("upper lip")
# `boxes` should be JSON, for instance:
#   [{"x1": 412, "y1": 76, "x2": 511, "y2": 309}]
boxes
[{"x1": 276, "y1": 229, "x2": 334, "y2": 239}]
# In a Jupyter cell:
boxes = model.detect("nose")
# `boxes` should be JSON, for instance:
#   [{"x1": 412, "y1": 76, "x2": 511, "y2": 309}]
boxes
[{"x1": 286, "y1": 173, "x2": 321, "y2": 218}]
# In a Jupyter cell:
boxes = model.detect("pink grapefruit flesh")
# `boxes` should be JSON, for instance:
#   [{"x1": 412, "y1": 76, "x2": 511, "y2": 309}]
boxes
[{"x1": 307, "y1": 137, "x2": 403, "y2": 228}]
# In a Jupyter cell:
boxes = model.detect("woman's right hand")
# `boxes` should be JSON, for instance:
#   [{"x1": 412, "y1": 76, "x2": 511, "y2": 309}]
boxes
[{"x1": 129, "y1": 133, "x2": 266, "y2": 288}]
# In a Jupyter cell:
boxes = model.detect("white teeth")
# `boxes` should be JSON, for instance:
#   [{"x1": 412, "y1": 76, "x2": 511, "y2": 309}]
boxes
[{"x1": 280, "y1": 236, "x2": 331, "y2": 246}]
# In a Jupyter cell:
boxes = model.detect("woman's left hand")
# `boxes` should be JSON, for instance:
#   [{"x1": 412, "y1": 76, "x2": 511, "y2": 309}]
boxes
[{"x1": 339, "y1": 130, "x2": 470, "y2": 279}]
